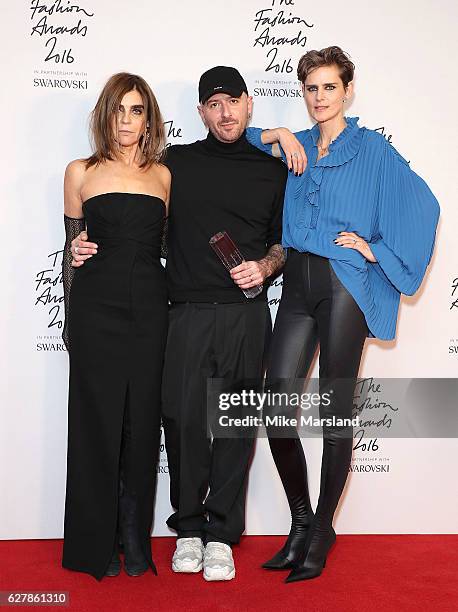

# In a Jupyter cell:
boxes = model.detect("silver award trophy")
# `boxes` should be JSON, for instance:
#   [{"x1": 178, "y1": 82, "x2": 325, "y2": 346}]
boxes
[{"x1": 209, "y1": 231, "x2": 263, "y2": 299}]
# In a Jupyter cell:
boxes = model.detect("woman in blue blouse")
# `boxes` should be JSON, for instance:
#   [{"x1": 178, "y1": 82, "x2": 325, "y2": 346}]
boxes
[{"x1": 246, "y1": 46, "x2": 439, "y2": 583}]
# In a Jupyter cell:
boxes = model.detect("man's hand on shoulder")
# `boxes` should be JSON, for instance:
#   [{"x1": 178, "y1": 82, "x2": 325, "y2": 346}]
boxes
[{"x1": 71, "y1": 231, "x2": 98, "y2": 267}]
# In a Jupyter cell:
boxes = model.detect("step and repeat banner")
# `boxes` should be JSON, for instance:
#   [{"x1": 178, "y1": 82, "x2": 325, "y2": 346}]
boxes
[{"x1": 1, "y1": 0, "x2": 457, "y2": 538}]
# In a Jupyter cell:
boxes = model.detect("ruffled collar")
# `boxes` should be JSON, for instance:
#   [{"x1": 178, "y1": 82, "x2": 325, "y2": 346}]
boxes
[
  {"x1": 310, "y1": 115, "x2": 359, "y2": 149},
  {"x1": 310, "y1": 116, "x2": 362, "y2": 167},
  {"x1": 293, "y1": 117, "x2": 364, "y2": 220}
]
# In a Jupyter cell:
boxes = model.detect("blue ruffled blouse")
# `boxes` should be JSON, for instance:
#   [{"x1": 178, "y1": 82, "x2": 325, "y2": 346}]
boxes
[{"x1": 246, "y1": 117, "x2": 440, "y2": 340}]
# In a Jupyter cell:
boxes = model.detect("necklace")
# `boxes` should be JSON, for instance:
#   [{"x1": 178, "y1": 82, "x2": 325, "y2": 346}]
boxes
[
  {"x1": 317, "y1": 140, "x2": 331, "y2": 155},
  {"x1": 317, "y1": 122, "x2": 347, "y2": 157},
  {"x1": 316, "y1": 139, "x2": 332, "y2": 160},
  {"x1": 317, "y1": 136, "x2": 337, "y2": 154}
]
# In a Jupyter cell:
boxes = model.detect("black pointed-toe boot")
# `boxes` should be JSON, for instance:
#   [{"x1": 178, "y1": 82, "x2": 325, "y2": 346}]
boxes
[
  {"x1": 262, "y1": 438, "x2": 314, "y2": 570},
  {"x1": 285, "y1": 428, "x2": 352, "y2": 582},
  {"x1": 285, "y1": 524, "x2": 336, "y2": 582}
]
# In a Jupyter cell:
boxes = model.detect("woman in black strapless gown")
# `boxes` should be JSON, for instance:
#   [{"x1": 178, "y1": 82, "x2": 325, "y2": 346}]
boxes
[{"x1": 61, "y1": 74, "x2": 170, "y2": 580}]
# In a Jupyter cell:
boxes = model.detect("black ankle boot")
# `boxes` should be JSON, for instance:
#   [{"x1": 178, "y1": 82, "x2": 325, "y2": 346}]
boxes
[
  {"x1": 105, "y1": 540, "x2": 121, "y2": 577},
  {"x1": 285, "y1": 526, "x2": 336, "y2": 583},
  {"x1": 262, "y1": 515, "x2": 313, "y2": 570},
  {"x1": 119, "y1": 492, "x2": 149, "y2": 577},
  {"x1": 262, "y1": 437, "x2": 314, "y2": 570}
]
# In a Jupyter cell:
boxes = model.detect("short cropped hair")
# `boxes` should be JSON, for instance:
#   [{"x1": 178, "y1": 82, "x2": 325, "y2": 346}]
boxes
[{"x1": 297, "y1": 46, "x2": 355, "y2": 87}]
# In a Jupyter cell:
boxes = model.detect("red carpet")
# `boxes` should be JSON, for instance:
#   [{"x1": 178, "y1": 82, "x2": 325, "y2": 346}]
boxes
[{"x1": 0, "y1": 536, "x2": 456, "y2": 611}]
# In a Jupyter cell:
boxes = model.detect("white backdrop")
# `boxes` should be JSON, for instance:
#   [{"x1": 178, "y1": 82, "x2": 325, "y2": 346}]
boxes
[{"x1": 1, "y1": 0, "x2": 457, "y2": 539}]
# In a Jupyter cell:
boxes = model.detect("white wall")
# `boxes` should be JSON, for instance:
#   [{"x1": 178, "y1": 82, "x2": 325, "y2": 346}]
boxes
[{"x1": 1, "y1": 0, "x2": 457, "y2": 538}]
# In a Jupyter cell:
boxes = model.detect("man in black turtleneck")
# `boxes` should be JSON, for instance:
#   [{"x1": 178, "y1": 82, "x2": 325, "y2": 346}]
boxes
[{"x1": 161, "y1": 66, "x2": 287, "y2": 582}]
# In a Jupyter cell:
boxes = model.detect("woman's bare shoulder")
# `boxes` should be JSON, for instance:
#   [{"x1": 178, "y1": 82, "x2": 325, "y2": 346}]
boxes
[
  {"x1": 154, "y1": 162, "x2": 171, "y2": 183},
  {"x1": 65, "y1": 159, "x2": 88, "y2": 186},
  {"x1": 64, "y1": 160, "x2": 88, "y2": 216}
]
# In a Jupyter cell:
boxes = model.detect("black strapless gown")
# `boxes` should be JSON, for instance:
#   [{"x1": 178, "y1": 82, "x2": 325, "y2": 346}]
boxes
[{"x1": 62, "y1": 193, "x2": 168, "y2": 580}]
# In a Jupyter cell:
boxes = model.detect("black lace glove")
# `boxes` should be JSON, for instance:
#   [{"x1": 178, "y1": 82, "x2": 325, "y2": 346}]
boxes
[{"x1": 62, "y1": 215, "x2": 86, "y2": 351}]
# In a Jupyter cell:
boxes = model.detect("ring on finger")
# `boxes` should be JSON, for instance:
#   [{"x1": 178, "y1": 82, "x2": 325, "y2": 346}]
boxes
[
  {"x1": 292, "y1": 152, "x2": 298, "y2": 158},
  {"x1": 74, "y1": 245, "x2": 79, "y2": 254}
]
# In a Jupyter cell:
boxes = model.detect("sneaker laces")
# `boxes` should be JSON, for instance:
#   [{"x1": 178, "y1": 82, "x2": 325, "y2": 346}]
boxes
[
  {"x1": 177, "y1": 539, "x2": 201, "y2": 555},
  {"x1": 205, "y1": 543, "x2": 231, "y2": 560}
]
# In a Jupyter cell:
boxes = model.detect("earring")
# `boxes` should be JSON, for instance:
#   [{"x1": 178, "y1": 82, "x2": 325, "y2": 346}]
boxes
[
  {"x1": 343, "y1": 98, "x2": 346, "y2": 102},
  {"x1": 142, "y1": 129, "x2": 150, "y2": 150}
]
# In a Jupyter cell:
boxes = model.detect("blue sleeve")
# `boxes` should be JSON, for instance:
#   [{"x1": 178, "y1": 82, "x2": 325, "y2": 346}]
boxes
[
  {"x1": 246, "y1": 127, "x2": 311, "y2": 164},
  {"x1": 245, "y1": 127, "x2": 276, "y2": 157},
  {"x1": 370, "y1": 143, "x2": 440, "y2": 296}
]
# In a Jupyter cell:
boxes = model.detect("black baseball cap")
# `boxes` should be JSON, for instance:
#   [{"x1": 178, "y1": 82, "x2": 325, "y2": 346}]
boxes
[{"x1": 199, "y1": 66, "x2": 248, "y2": 104}]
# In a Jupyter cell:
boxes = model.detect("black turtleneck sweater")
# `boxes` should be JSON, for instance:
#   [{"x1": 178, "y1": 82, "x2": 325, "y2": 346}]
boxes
[{"x1": 164, "y1": 130, "x2": 287, "y2": 303}]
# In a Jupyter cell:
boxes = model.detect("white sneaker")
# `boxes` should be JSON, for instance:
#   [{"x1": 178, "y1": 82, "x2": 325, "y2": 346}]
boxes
[
  {"x1": 172, "y1": 537, "x2": 204, "y2": 573},
  {"x1": 203, "y1": 542, "x2": 235, "y2": 581}
]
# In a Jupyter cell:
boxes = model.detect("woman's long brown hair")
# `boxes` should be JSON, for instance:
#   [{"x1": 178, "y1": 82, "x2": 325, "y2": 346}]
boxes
[{"x1": 85, "y1": 72, "x2": 165, "y2": 169}]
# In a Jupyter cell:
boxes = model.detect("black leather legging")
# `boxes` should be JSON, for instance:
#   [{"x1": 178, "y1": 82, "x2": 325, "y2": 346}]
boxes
[{"x1": 265, "y1": 249, "x2": 368, "y2": 534}]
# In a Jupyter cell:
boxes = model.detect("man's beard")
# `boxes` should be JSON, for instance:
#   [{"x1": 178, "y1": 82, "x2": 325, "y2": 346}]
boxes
[{"x1": 211, "y1": 121, "x2": 246, "y2": 143}]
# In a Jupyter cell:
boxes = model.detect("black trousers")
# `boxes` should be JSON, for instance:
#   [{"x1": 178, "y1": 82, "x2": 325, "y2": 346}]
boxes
[
  {"x1": 265, "y1": 250, "x2": 368, "y2": 533},
  {"x1": 162, "y1": 300, "x2": 271, "y2": 543}
]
